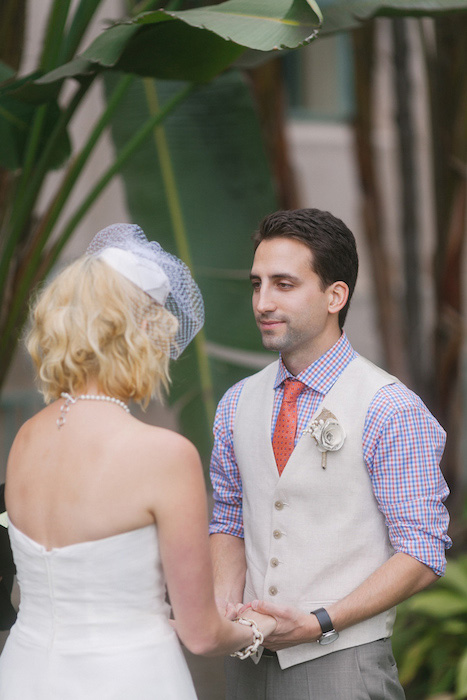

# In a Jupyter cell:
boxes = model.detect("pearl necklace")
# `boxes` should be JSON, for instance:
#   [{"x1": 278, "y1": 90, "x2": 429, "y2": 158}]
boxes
[{"x1": 57, "y1": 392, "x2": 130, "y2": 429}]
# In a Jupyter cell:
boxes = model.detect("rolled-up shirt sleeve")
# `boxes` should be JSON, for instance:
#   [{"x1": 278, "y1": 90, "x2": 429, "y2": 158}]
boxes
[
  {"x1": 209, "y1": 380, "x2": 246, "y2": 538},
  {"x1": 364, "y1": 383, "x2": 451, "y2": 576}
]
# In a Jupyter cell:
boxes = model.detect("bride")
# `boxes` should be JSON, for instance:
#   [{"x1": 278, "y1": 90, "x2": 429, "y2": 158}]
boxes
[{"x1": 0, "y1": 224, "x2": 275, "y2": 699}]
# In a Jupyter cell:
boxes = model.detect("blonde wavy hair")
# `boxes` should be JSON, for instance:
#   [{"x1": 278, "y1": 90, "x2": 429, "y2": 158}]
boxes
[{"x1": 26, "y1": 255, "x2": 178, "y2": 407}]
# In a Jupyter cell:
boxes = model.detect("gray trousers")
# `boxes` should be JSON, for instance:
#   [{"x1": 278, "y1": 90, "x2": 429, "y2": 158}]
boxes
[{"x1": 225, "y1": 639, "x2": 405, "y2": 700}]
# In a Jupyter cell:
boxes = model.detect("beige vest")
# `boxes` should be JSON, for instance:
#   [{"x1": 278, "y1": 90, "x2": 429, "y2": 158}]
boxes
[{"x1": 234, "y1": 355, "x2": 397, "y2": 669}]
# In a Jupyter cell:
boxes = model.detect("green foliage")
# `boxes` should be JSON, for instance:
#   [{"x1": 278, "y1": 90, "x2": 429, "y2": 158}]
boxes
[
  {"x1": 0, "y1": 78, "x2": 70, "y2": 170},
  {"x1": 393, "y1": 556, "x2": 467, "y2": 699},
  {"x1": 135, "y1": 0, "x2": 323, "y2": 49}
]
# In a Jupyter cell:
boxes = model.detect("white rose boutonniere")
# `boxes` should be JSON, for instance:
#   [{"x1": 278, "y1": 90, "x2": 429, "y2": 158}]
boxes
[{"x1": 303, "y1": 408, "x2": 346, "y2": 469}]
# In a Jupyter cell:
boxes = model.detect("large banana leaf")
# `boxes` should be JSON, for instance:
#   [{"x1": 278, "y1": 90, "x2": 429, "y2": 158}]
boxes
[
  {"x1": 133, "y1": 0, "x2": 323, "y2": 49},
  {"x1": 40, "y1": 0, "x2": 322, "y2": 84},
  {"x1": 104, "y1": 70, "x2": 276, "y2": 462},
  {"x1": 318, "y1": 0, "x2": 467, "y2": 34}
]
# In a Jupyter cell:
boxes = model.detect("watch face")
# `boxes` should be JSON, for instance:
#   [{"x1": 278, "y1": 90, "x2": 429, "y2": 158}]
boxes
[{"x1": 318, "y1": 630, "x2": 339, "y2": 645}]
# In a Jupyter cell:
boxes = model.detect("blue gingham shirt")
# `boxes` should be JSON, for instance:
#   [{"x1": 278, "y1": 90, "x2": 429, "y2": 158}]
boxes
[{"x1": 209, "y1": 333, "x2": 451, "y2": 576}]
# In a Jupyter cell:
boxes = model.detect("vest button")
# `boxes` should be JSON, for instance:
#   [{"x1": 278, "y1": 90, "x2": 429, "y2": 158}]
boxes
[
  {"x1": 270, "y1": 557, "x2": 279, "y2": 567},
  {"x1": 273, "y1": 529, "x2": 282, "y2": 539},
  {"x1": 274, "y1": 500, "x2": 284, "y2": 510},
  {"x1": 268, "y1": 586, "x2": 278, "y2": 596}
]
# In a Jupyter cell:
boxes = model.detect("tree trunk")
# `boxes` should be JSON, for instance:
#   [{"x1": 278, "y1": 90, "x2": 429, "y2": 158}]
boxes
[
  {"x1": 392, "y1": 18, "x2": 424, "y2": 395},
  {"x1": 0, "y1": 0, "x2": 26, "y2": 69},
  {"x1": 247, "y1": 59, "x2": 300, "y2": 210},
  {"x1": 352, "y1": 23, "x2": 408, "y2": 381},
  {"x1": 0, "y1": 0, "x2": 28, "y2": 340},
  {"x1": 427, "y1": 16, "x2": 467, "y2": 503}
]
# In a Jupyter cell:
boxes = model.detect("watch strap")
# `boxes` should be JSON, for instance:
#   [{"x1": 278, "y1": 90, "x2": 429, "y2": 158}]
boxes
[{"x1": 311, "y1": 607, "x2": 334, "y2": 634}]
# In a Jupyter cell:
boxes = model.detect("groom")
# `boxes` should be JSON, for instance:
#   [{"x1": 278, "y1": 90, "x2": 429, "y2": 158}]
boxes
[{"x1": 209, "y1": 209, "x2": 451, "y2": 699}]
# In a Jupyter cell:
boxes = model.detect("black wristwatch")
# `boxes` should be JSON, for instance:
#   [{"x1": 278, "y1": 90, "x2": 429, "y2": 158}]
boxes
[{"x1": 310, "y1": 607, "x2": 339, "y2": 645}]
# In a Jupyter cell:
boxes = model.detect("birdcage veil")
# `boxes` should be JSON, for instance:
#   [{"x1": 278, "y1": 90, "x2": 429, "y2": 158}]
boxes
[{"x1": 86, "y1": 223, "x2": 204, "y2": 358}]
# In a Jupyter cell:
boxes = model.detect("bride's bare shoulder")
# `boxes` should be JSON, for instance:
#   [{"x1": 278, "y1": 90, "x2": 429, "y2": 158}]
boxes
[
  {"x1": 7, "y1": 412, "x2": 42, "y2": 460},
  {"x1": 130, "y1": 421, "x2": 202, "y2": 472}
]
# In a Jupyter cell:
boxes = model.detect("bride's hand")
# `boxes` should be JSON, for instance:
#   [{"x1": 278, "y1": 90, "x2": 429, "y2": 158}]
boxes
[{"x1": 216, "y1": 597, "x2": 243, "y2": 621}]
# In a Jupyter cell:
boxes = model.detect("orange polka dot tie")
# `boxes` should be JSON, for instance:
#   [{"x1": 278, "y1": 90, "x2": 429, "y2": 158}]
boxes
[{"x1": 272, "y1": 378, "x2": 306, "y2": 476}]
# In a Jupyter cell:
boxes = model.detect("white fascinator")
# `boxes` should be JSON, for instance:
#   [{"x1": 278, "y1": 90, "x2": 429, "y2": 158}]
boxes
[{"x1": 86, "y1": 223, "x2": 204, "y2": 358}]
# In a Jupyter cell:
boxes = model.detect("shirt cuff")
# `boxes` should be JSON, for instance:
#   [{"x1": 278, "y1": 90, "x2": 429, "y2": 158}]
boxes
[
  {"x1": 209, "y1": 516, "x2": 244, "y2": 539},
  {"x1": 392, "y1": 533, "x2": 451, "y2": 577}
]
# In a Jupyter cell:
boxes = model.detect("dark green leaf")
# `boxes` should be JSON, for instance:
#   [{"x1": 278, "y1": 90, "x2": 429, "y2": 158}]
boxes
[
  {"x1": 36, "y1": 58, "x2": 97, "y2": 88},
  {"x1": 0, "y1": 94, "x2": 31, "y2": 169},
  {"x1": 82, "y1": 23, "x2": 140, "y2": 65},
  {"x1": 1, "y1": 71, "x2": 42, "y2": 98},
  {"x1": 0, "y1": 61, "x2": 15, "y2": 83},
  {"x1": 2, "y1": 70, "x2": 61, "y2": 104},
  {"x1": 0, "y1": 96, "x2": 71, "y2": 170},
  {"x1": 136, "y1": 0, "x2": 323, "y2": 49},
  {"x1": 114, "y1": 23, "x2": 245, "y2": 82}
]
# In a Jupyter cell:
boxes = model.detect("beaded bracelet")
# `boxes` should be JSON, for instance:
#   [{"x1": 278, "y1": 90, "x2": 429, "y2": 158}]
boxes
[{"x1": 230, "y1": 618, "x2": 264, "y2": 660}]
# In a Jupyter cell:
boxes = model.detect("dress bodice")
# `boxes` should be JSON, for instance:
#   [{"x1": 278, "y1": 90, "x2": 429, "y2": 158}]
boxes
[{"x1": 8, "y1": 521, "x2": 172, "y2": 651}]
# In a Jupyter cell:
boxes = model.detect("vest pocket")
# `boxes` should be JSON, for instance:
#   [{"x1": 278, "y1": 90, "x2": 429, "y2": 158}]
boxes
[{"x1": 302, "y1": 600, "x2": 337, "y2": 612}]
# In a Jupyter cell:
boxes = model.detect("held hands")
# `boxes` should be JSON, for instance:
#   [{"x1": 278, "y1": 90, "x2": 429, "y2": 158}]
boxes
[
  {"x1": 217, "y1": 597, "x2": 277, "y2": 638},
  {"x1": 239, "y1": 608, "x2": 277, "y2": 639},
  {"x1": 229, "y1": 608, "x2": 277, "y2": 659},
  {"x1": 216, "y1": 597, "x2": 277, "y2": 638},
  {"x1": 239, "y1": 600, "x2": 320, "y2": 651},
  {"x1": 218, "y1": 597, "x2": 320, "y2": 650}
]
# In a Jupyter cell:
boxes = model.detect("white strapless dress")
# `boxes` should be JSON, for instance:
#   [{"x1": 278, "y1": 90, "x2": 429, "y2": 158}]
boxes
[{"x1": 0, "y1": 521, "x2": 197, "y2": 699}]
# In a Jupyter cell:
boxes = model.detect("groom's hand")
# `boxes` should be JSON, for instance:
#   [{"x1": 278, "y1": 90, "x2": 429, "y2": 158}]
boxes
[{"x1": 247, "y1": 600, "x2": 320, "y2": 651}]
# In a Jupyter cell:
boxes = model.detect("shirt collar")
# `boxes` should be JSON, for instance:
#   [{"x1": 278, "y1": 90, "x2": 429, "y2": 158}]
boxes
[{"x1": 274, "y1": 332, "x2": 357, "y2": 395}]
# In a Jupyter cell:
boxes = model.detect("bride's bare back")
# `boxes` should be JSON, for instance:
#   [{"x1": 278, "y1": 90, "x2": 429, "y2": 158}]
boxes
[{"x1": 6, "y1": 397, "x2": 201, "y2": 551}]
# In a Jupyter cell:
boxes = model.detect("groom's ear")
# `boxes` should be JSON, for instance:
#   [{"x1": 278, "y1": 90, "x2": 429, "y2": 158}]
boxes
[{"x1": 327, "y1": 281, "x2": 348, "y2": 316}]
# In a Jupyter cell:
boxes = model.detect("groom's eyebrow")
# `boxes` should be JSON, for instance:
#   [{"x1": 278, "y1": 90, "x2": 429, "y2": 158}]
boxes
[{"x1": 249, "y1": 272, "x2": 300, "y2": 282}]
